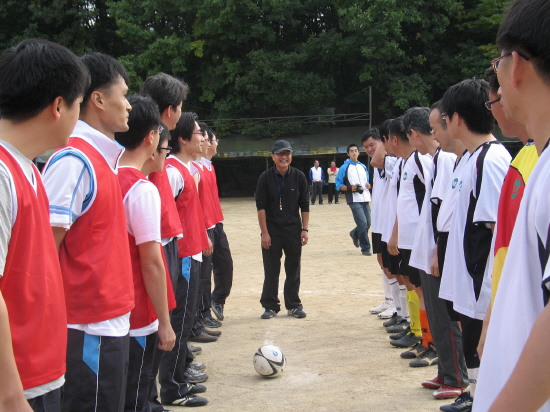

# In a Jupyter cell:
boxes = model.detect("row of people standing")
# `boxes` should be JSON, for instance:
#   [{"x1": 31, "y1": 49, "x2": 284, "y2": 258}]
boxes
[{"x1": 309, "y1": 160, "x2": 340, "y2": 204}]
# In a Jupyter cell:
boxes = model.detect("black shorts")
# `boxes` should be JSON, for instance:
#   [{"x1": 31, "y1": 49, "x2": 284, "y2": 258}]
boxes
[
  {"x1": 383, "y1": 243, "x2": 403, "y2": 275},
  {"x1": 372, "y1": 232, "x2": 382, "y2": 254},
  {"x1": 399, "y1": 248, "x2": 421, "y2": 288}
]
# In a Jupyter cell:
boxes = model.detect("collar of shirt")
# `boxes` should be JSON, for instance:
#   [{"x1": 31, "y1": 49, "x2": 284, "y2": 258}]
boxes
[
  {"x1": 201, "y1": 157, "x2": 212, "y2": 170},
  {"x1": 72, "y1": 120, "x2": 124, "y2": 171},
  {"x1": 168, "y1": 154, "x2": 198, "y2": 175}
]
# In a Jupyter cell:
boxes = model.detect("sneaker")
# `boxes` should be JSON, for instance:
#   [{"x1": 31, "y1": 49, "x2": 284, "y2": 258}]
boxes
[
  {"x1": 382, "y1": 312, "x2": 399, "y2": 326},
  {"x1": 188, "y1": 343, "x2": 202, "y2": 355},
  {"x1": 200, "y1": 316, "x2": 222, "y2": 328},
  {"x1": 433, "y1": 385, "x2": 468, "y2": 400},
  {"x1": 421, "y1": 376, "x2": 444, "y2": 389},
  {"x1": 440, "y1": 392, "x2": 473, "y2": 412},
  {"x1": 184, "y1": 368, "x2": 209, "y2": 383},
  {"x1": 189, "y1": 332, "x2": 218, "y2": 343},
  {"x1": 377, "y1": 306, "x2": 397, "y2": 319},
  {"x1": 400, "y1": 343, "x2": 427, "y2": 359},
  {"x1": 288, "y1": 307, "x2": 307, "y2": 318},
  {"x1": 390, "y1": 332, "x2": 421, "y2": 348},
  {"x1": 190, "y1": 362, "x2": 206, "y2": 371},
  {"x1": 362, "y1": 250, "x2": 373, "y2": 256},
  {"x1": 211, "y1": 302, "x2": 224, "y2": 320},
  {"x1": 186, "y1": 382, "x2": 207, "y2": 394},
  {"x1": 386, "y1": 319, "x2": 409, "y2": 333},
  {"x1": 409, "y1": 346, "x2": 438, "y2": 367},
  {"x1": 350, "y1": 231, "x2": 359, "y2": 248},
  {"x1": 261, "y1": 309, "x2": 277, "y2": 319},
  {"x1": 370, "y1": 300, "x2": 391, "y2": 314},
  {"x1": 390, "y1": 326, "x2": 410, "y2": 340},
  {"x1": 203, "y1": 327, "x2": 221, "y2": 337},
  {"x1": 164, "y1": 393, "x2": 208, "y2": 407}
]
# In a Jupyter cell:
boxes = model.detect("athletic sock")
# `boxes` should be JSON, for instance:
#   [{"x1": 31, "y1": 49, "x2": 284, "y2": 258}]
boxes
[
  {"x1": 467, "y1": 368, "x2": 479, "y2": 397},
  {"x1": 407, "y1": 290, "x2": 421, "y2": 337},
  {"x1": 419, "y1": 309, "x2": 433, "y2": 347},
  {"x1": 382, "y1": 274, "x2": 392, "y2": 302},
  {"x1": 390, "y1": 280, "x2": 401, "y2": 315},
  {"x1": 399, "y1": 286, "x2": 409, "y2": 319}
]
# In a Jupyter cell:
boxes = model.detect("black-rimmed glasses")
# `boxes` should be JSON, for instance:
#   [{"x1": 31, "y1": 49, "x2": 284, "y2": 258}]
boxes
[
  {"x1": 485, "y1": 97, "x2": 501, "y2": 110},
  {"x1": 157, "y1": 146, "x2": 172, "y2": 153}
]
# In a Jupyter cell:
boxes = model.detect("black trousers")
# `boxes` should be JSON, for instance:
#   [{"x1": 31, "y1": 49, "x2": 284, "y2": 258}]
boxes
[
  {"x1": 260, "y1": 234, "x2": 302, "y2": 312},
  {"x1": 459, "y1": 314, "x2": 483, "y2": 369},
  {"x1": 28, "y1": 387, "x2": 62, "y2": 412},
  {"x1": 311, "y1": 182, "x2": 323, "y2": 204},
  {"x1": 63, "y1": 329, "x2": 130, "y2": 412},
  {"x1": 198, "y1": 228, "x2": 215, "y2": 319},
  {"x1": 159, "y1": 257, "x2": 200, "y2": 403},
  {"x1": 211, "y1": 222, "x2": 234, "y2": 305},
  {"x1": 163, "y1": 238, "x2": 179, "y2": 295},
  {"x1": 327, "y1": 183, "x2": 338, "y2": 203},
  {"x1": 125, "y1": 333, "x2": 158, "y2": 412}
]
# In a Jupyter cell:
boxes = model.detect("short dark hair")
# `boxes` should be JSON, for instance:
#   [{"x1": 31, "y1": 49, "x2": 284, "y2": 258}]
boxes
[
  {"x1": 347, "y1": 143, "x2": 359, "y2": 153},
  {"x1": 197, "y1": 121, "x2": 208, "y2": 137},
  {"x1": 402, "y1": 107, "x2": 431, "y2": 135},
  {"x1": 0, "y1": 39, "x2": 90, "y2": 123},
  {"x1": 440, "y1": 78, "x2": 494, "y2": 135},
  {"x1": 169, "y1": 112, "x2": 197, "y2": 154},
  {"x1": 484, "y1": 67, "x2": 499, "y2": 94},
  {"x1": 379, "y1": 119, "x2": 392, "y2": 142},
  {"x1": 115, "y1": 95, "x2": 160, "y2": 151},
  {"x1": 388, "y1": 117, "x2": 408, "y2": 142},
  {"x1": 497, "y1": 0, "x2": 550, "y2": 84},
  {"x1": 140, "y1": 73, "x2": 189, "y2": 113},
  {"x1": 361, "y1": 128, "x2": 380, "y2": 142},
  {"x1": 158, "y1": 121, "x2": 170, "y2": 149},
  {"x1": 80, "y1": 52, "x2": 130, "y2": 110}
]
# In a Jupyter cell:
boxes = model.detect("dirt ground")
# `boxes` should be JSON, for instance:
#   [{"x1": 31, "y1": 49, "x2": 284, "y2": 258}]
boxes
[{"x1": 172, "y1": 197, "x2": 448, "y2": 412}]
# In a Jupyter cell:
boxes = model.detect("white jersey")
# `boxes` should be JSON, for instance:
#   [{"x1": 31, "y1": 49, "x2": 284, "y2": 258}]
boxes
[
  {"x1": 371, "y1": 165, "x2": 387, "y2": 234},
  {"x1": 439, "y1": 142, "x2": 511, "y2": 319},
  {"x1": 410, "y1": 149, "x2": 456, "y2": 273},
  {"x1": 474, "y1": 144, "x2": 550, "y2": 412},
  {"x1": 396, "y1": 151, "x2": 432, "y2": 250},
  {"x1": 436, "y1": 151, "x2": 469, "y2": 233},
  {"x1": 380, "y1": 157, "x2": 400, "y2": 243}
]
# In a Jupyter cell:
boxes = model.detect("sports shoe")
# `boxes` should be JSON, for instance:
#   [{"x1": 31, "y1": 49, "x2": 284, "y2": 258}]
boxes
[
  {"x1": 400, "y1": 343, "x2": 427, "y2": 359},
  {"x1": 188, "y1": 343, "x2": 202, "y2": 355},
  {"x1": 390, "y1": 326, "x2": 410, "y2": 340},
  {"x1": 203, "y1": 327, "x2": 221, "y2": 337},
  {"x1": 421, "y1": 376, "x2": 444, "y2": 389},
  {"x1": 382, "y1": 312, "x2": 399, "y2": 326},
  {"x1": 211, "y1": 302, "x2": 224, "y2": 320},
  {"x1": 362, "y1": 250, "x2": 373, "y2": 256},
  {"x1": 386, "y1": 319, "x2": 409, "y2": 333},
  {"x1": 439, "y1": 392, "x2": 473, "y2": 412},
  {"x1": 190, "y1": 362, "x2": 206, "y2": 371},
  {"x1": 189, "y1": 332, "x2": 218, "y2": 343},
  {"x1": 350, "y1": 230, "x2": 359, "y2": 248},
  {"x1": 409, "y1": 346, "x2": 438, "y2": 367},
  {"x1": 261, "y1": 309, "x2": 277, "y2": 319},
  {"x1": 377, "y1": 306, "x2": 396, "y2": 319},
  {"x1": 186, "y1": 382, "x2": 207, "y2": 394},
  {"x1": 370, "y1": 300, "x2": 391, "y2": 314},
  {"x1": 184, "y1": 368, "x2": 209, "y2": 383},
  {"x1": 433, "y1": 385, "x2": 468, "y2": 400},
  {"x1": 164, "y1": 393, "x2": 208, "y2": 407},
  {"x1": 288, "y1": 307, "x2": 307, "y2": 318},
  {"x1": 390, "y1": 331, "x2": 421, "y2": 348},
  {"x1": 200, "y1": 316, "x2": 222, "y2": 328}
]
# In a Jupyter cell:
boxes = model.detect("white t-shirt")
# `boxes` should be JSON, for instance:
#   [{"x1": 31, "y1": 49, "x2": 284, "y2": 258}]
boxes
[
  {"x1": 380, "y1": 157, "x2": 401, "y2": 243},
  {"x1": 396, "y1": 151, "x2": 433, "y2": 250},
  {"x1": 119, "y1": 166, "x2": 162, "y2": 337},
  {"x1": 474, "y1": 144, "x2": 550, "y2": 412},
  {"x1": 371, "y1": 165, "x2": 387, "y2": 234},
  {"x1": 439, "y1": 142, "x2": 511, "y2": 319},
  {"x1": 436, "y1": 151, "x2": 469, "y2": 233}
]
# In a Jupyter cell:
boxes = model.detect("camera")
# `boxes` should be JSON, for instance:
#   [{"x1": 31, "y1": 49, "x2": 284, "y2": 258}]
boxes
[{"x1": 355, "y1": 184, "x2": 364, "y2": 194}]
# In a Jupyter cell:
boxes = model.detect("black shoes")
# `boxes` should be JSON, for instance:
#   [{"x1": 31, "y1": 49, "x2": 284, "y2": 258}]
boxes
[
  {"x1": 163, "y1": 393, "x2": 208, "y2": 407},
  {"x1": 200, "y1": 316, "x2": 222, "y2": 328},
  {"x1": 261, "y1": 309, "x2": 277, "y2": 319},
  {"x1": 189, "y1": 332, "x2": 218, "y2": 343},
  {"x1": 288, "y1": 307, "x2": 307, "y2": 318},
  {"x1": 184, "y1": 367, "x2": 209, "y2": 383},
  {"x1": 211, "y1": 302, "x2": 224, "y2": 320},
  {"x1": 203, "y1": 327, "x2": 221, "y2": 337}
]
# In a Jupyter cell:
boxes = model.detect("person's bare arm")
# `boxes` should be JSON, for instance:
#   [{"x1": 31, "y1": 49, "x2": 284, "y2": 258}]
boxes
[
  {"x1": 0, "y1": 292, "x2": 33, "y2": 412},
  {"x1": 388, "y1": 219, "x2": 399, "y2": 256},
  {"x1": 257, "y1": 209, "x2": 270, "y2": 249},
  {"x1": 477, "y1": 304, "x2": 491, "y2": 359},
  {"x1": 488, "y1": 302, "x2": 550, "y2": 411},
  {"x1": 137, "y1": 241, "x2": 176, "y2": 352},
  {"x1": 52, "y1": 227, "x2": 66, "y2": 252},
  {"x1": 430, "y1": 241, "x2": 440, "y2": 277},
  {"x1": 370, "y1": 143, "x2": 387, "y2": 169},
  {"x1": 300, "y1": 212, "x2": 309, "y2": 246}
]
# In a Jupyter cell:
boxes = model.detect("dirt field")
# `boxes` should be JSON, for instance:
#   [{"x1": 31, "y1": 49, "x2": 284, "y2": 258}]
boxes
[{"x1": 172, "y1": 197, "x2": 447, "y2": 412}]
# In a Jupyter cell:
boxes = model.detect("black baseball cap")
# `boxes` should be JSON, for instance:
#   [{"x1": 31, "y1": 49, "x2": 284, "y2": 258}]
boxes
[{"x1": 272, "y1": 140, "x2": 293, "y2": 154}]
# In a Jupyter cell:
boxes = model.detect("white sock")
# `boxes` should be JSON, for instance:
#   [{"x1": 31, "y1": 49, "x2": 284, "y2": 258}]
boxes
[
  {"x1": 399, "y1": 286, "x2": 409, "y2": 319},
  {"x1": 382, "y1": 274, "x2": 392, "y2": 302},
  {"x1": 467, "y1": 368, "x2": 479, "y2": 397},
  {"x1": 390, "y1": 280, "x2": 400, "y2": 314}
]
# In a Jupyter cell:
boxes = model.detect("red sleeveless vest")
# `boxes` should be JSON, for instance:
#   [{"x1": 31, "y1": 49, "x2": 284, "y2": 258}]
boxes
[
  {"x1": 165, "y1": 158, "x2": 209, "y2": 257},
  {"x1": 194, "y1": 162, "x2": 218, "y2": 229},
  {"x1": 148, "y1": 167, "x2": 183, "y2": 239},
  {"x1": 208, "y1": 164, "x2": 224, "y2": 223},
  {"x1": 0, "y1": 145, "x2": 67, "y2": 390},
  {"x1": 58, "y1": 137, "x2": 134, "y2": 324}
]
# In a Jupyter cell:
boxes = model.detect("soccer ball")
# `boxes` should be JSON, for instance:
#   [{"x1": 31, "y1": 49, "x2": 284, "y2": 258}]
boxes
[{"x1": 253, "y1": 345, "x2": 286, "y2": 377}]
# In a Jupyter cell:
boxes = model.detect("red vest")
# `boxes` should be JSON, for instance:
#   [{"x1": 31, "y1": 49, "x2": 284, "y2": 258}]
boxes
[
  {"x1": 209, "y1": 164, "x2": 224, "y2": 223},
  {"x1": 148, "y1": 167, "x2": 183, "y2": 239},
  {"x1": 194, "y1": 162, "x2": 218, "y2": 229},
  {"x1": 58, "y1": 137, "x2": 134, "y2": 324},
  {"x1": 0, "y1": 146, "x2": 67, "y2": 390},
  {"x1": 165, "y1": 158, "x2": 209, "y2": 257}
]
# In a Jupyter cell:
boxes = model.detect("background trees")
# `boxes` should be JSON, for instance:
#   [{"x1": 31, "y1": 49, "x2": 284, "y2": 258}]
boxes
[{"x1": 1, "y1": 0, "x2": 510, "y2": 134}]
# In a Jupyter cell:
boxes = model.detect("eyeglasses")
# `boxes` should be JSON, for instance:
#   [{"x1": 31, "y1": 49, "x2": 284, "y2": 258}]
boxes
[
  {"x1": 485, "y1": 97, "x2": 501, "y2": 110},
  {"x1": 430, "y1": 125, "x2": 444, "y2": 135},
  {"x1": 491, "y1": 51, "x2": 530, "y2": 73},
  {"x1": 192, "y1": 132, "x2": 203, "y2": 135},
  {"x1": 157, "y1": 146, "x2": 172, "y2": 153},
  {"x1": 156, "y1": 125, "x2": 164, "y2": 133},
  {"x1": 274, "y1": 151, "x2": 292, "y2": 156},
  {"x1": 440, "y1": 113, "x2": 448, "y2": 120}
]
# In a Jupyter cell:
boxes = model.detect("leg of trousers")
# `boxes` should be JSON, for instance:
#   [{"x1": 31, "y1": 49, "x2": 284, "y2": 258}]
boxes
[
  {"x1": 198, "y1": 228, "x2": 215, "y2": 319},
  {"x1": 459, "y1": 313, "x2": 483, "y2": 369},
  {"x1": 420, "y1": 270, "x2": 468, "y2": 388},
  {"x1": 282, "y1": 234, "x2": 303, "y2": 310},
  {"x1": 28, "y1": 387, "x2": 62, "y2": 412},
  {"x1": 349, "y1": 202, "x2": 371, "y2": 253},
  {"x1": 311, "y1": 182, "x2": 323, "y2": 204},
  {"x1": 159, "y1": 257, "x2": 200, "y2": 403},
  {"x1": 211, "y1": 223, "x2": 234, "y2": 305},
  {"x1": 163, "y1": 238, "x2": 180, "y2": 296},
  {"x1": 327, "y1": 183, "x2": 335, "y2": 203},
  {"x1": 125, "y1": 333, "x2": 158, "y2": 412},
  {"x1": 63, "y1": 330, "x2": 130, "y2": 412}
]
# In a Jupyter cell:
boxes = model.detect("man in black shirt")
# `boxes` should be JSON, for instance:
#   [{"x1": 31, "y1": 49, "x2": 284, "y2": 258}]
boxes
[{"x1": 255, "y1": 140, "x2": 310, "y2": 319}]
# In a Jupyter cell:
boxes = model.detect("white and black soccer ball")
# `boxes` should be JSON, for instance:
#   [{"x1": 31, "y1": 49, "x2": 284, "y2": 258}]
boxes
[{"x1": 253, "y1": 345, "x2": 286, "y2": 377}]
